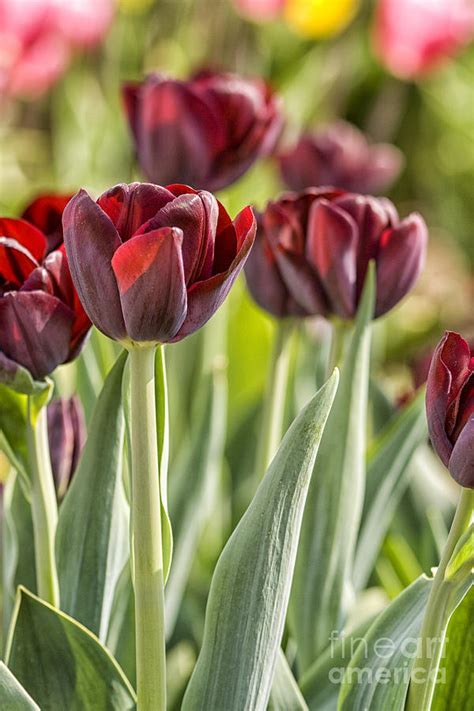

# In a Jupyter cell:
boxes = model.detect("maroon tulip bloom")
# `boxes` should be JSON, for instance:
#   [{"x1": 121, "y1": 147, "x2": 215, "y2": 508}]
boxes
[
  {"x1": 426, "y1": 332, "x2": 474, "y2": 488},
  {"x1": 47, "y1": 395, "x2": 86, "y2": 500},
  {"x1": 22, "y1": 194, "x2": 73, "y2": 252},
  {"x1": 123, "y1": 70, "x2": 283, "y2": 192},
  {"x1": 0, "y1": 213, "x2": 91, "y2": 383},
  {"x1": 245, "y1": 189, "x2": 427, "y2": 319},
  {"x1": 279, "y1": 122, "x2": 403, "y2": 195},
  {"x1": 63, "y1": 182, "x2": 256, "y2": 344}
]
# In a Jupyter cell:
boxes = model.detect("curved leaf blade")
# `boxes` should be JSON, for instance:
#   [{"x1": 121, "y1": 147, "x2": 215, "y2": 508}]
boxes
[
  {"x1": 291, "y1": 265, "x2": 375, "y2": 671},
  {"x1": 5, "y1": 587, "x2": 135, "y2": 710},
  {"x1": 0, "y1": 662, "x2": 39, "y2": 710},
  {"x1": 56, "y1": 351, "x2": 129, "y2": 642},
  {"x1": 182, "y1": 370, "x2": 339, "y2": 711}
]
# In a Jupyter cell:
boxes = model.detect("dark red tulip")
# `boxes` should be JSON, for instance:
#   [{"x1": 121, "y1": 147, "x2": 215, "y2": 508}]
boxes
[
  {"x1": 47, "y1": 395, "x2": 86, "y2": 500},
  {"x1": 123, "y1": 70, "x2": 283, "y2": 192},
  {"x1": 22, "y1": 194, "x2": 73, "y2": 252},
  {"x1": 63, "y1": 182, "x2": 256, "y2": 344},
  {"x1": 426, "y1": 332, "x2": 473, "y2": 488},
  {"x1": 278, "y1": 121, "x2": 403, "y2": 195},
  {"x1": 245, "y1": 189, "x2": 427, "y2": 319},
  {"x1": 0, "y1": 212, "x2": 91, "y2": 383}
]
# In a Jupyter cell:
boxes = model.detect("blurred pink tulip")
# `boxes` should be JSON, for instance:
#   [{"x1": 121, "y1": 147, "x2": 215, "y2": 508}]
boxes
[
  {"x1": 373, "y1": 0, "x2": 474, "y2": 78},
  {"x1": 233, "y1": 0, "x2": 285, "y2": 22},
  {"x1": 0, "y1": 0, "x2": 115, "y2": 98}
]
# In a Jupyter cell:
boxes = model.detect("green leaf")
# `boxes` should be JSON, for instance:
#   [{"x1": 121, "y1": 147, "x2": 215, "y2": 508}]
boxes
[
  {"x1": 0, "y1": 385, "x2": 29, "y2": 486},
  {"x1": 432, "y1": 588, "x2": 474, "y2": 711},
  {"x1": 291, "y1": 264, "x2": 375, "y2": 672},
  {"x1": 0, "y1": 355, "x2": 51, "y2": 398},
  {"x1": 5, "y1": 587, "x2": 136, "y2": 710},
  {"x1": 106, "y1": 563, "x2": 136, "y2": 689},
  {"x1": 0, "y1": 662, "x2": 39, "y2": 710},
  {"x1": 165, "y1": 359, "x2": 227, "y2": 636},
  {"x1": 445, "y1": 524, "x2": 473, "y2": 584},
  {"x1": 338, "y1": 576, "x2": 432, "y2": 711},
  {"x1": 269, "y1": 650, "x2": 308, "y2": 711},
  {"x1": 56, "y1": 351, "x2": 129, "y2": 642},
  {"x1": 182, "y1": 370, "x2": 339, "y2": 711},
  {"x1": 353, "y1": 389, "x2": 428, "y2": 591}
]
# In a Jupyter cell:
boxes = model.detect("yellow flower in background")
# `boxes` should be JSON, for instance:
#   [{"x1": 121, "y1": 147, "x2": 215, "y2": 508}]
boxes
[{"x1": 285, "y1": 0, "x2": 359, "y2": 38}]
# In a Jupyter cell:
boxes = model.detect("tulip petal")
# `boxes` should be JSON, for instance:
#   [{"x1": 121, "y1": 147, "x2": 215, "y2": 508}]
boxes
[
  {"x1": 111, "y1": 227, "x2": 187, "y2": 343},
  {"x1": 22, "y1": 194, "x2": 72, "y2": 251},
  {"x1": 98, "y1": 182, "x2": 174, "y2": 241},
  {"x1": 0, "y1": 218, "x2": 46, "y2": 262},
  {"x1": 307, "y1": 199, "x2": 358, "y2": 318},
  {"x1": 63, "y1": 189, "x2": 126, "y2": 340},
  {"x1": 426, "y1": 332, "x2": 470, "y2": 467},
  {"x1": 174, "y1": 206, "x2": 256, "y2": 340},
  {"x1": 146, "y1": 192, "x2": 218, "y2": 284},
  {"x1": 449, "y1": 416, "x2": 474, "y2": 489},
  {"x1": 0, "y1": 237, "x2": 39, "y2": 287},
  {"x1": 0, "y1": 291, "x2": 73, "y2": 380},
  {"x1": 375, "y1": 214, "x2": 427, "y2": 316}
]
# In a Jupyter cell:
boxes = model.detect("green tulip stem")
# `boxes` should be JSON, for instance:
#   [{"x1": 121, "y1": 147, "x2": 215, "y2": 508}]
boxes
[
  {"x1": 407, "y1": 486, "x2": 473, "y2": 711},
  {"x1": 26, "y1": 400, "x2": 60, "y2": 607},
  {"x1": 255, "y1": 319, "x2": 294, "y2": 477},
  {"x1": 129, "y1": 345, "x2": 166, "y2": 711}
]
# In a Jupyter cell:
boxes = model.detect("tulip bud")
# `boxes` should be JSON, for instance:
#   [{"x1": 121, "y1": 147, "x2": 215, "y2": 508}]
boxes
[
  {"x1": 123, "y1": 71, "x2": 283, "y2": 192},
  {"x1": 278, "y1": 121, "x2": 403, "y2": 195},
  {"x1": 426, "y1": 332, "x2": 474, "y2": 488},
  {"x1": 0, "y1": 205, "x2": 91, "y2": 384},
  {"x1": 63, "y1": 182, "x2": 256, "y2": 345},
  {"x1": 47, "y1": 396, "x2": 86, "y2": 500},
  {"x1": 245, "y1": 189, "x2": 427, "y2": 320}
]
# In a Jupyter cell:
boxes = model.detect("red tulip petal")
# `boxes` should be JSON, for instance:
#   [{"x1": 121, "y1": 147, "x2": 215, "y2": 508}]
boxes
[
  {"x1": 122, "y1": 83, "x2": 141, "y2": 144},
  {"x1": 0, "y1": 218, "x2": 47, "y2": 262},
  {"x1": 307, "y1": 199, "x2": 358, "y2": 318},
  {"x1": 0, "y1": 237, "x2": 39, "y2": 287},
  {"x1": 98, "y1": 182, "x2": 174, "y2": 241},
  {"x1": 449, "y1": 416, "x2": 474, "y2": 489},
  {"x1": 22, "y1": 194, "x2": 72, "y2": 251},
  {"x1": 63, "y1": 189, "x2": 126, "y2": 340},
  {"x1": 174, "y1": 206, "x2": 256, "y2": 340},
  {"x1": 375, "y1": 214, "x2": 427, "y2": 316},
  {"x1": 0, "y1": 291, "x2": 73, "y2": 380},
  {"x1": 426, "y1": 332, "x2": 471, "y2": 467},
  {"x1": 145, "y1": 191, "x2": 218, "y2": 285},
  {"x1": 112, "y1": 227, "x2": 187, "y2": 343}
]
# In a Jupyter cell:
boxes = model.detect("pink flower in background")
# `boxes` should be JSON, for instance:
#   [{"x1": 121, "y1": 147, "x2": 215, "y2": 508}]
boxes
[
  {"x1": 373, "y1": 0, "x2": 474, "y2": 79},
  {"x1": 0, "y1": 0, "x2": 115, "y2": 98},
  {"x1": 233, "y1": 0, "x2": 285, "y2": 22}
]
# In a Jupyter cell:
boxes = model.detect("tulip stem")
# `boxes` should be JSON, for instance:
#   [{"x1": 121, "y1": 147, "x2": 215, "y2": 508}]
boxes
[
  {"x1": 26, "y1": 401, "x2": 60, "y2": 607},
  {"x1": 129, "y1": 345, "x2": 166, "y2": 711},
  {"x1": 407, "y1": 486, "x2": 473, "y2": 711},
  {"x1": 255, "y1": 320, "x2": 294, "y2": 477}
]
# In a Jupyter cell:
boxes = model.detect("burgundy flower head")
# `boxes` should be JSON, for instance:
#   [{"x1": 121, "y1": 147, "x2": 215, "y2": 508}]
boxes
[
  {"x1": 0, "y1": 208, "x2": 91, "y2": 383},
  {"x1": 426, "y1": 332, "x2": 474, "y2": 488},
  {"x1": 63, "y1": 182, "x2": 256, "y2": 344},
  {"x1": 278, "y1": 121, "x2": 403, "y2": 195},
  {"x1": 245, "y1": 189, "x2": 427, "y2": 319},
  {"x1": 47, "y1": 395, "x2": 86, "y2": 500},
  {"x1": 123, "y1": 70, "x2": 283, "y2": 192}
]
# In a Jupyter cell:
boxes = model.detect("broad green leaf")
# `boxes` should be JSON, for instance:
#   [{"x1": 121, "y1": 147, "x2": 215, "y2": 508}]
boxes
[
  {"x1": 2, "y1": 474, "x2": 36, "y2": 644},
  {"x1": 6, "y1": 587, "x2": 135, "y2": 710},
  {"x1": 182, "y1": 370, "x2": 339, "y2": 711},
  {"x1": 0, "y1": 662, "x2": 39, "y2": 710},
  {"x1": 165, "y1": 360, "x2": 227, "y2": 637},
  {"x1": 56, "y1": 351, "x2": 129, "y2": 642},
  {"x1": 432, "y1": 588, "x2": 474, "y2": 711},
  {"x1": 338, "y1": 576, "x2": 432, "y2": 711},
  {"x1": 270, "y1": 650, "x2": 308, "y2": 711},
  {"x1": 353, "y1": 390, "x2": 427, "y2": 591},
  {"x1": 0, "y1": 356, "x2": 51, "y2": 398},
  {"x1": 291, "y1": 264, "x2": 375, "y2": 671},
  {"x1": 106, "y1": 562, "x2": 136, "y2": 688}
]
